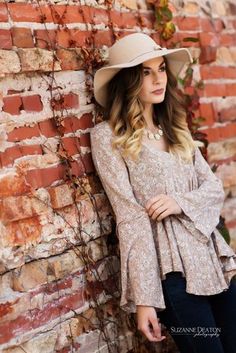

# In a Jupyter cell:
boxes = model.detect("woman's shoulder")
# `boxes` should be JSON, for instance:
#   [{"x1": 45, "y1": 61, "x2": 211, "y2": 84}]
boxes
[{"x1": 90, "y1": 120, "x2": 112, "y2": 138}]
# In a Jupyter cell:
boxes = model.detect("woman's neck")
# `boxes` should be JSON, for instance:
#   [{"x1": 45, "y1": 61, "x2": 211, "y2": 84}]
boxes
[{"x1": 143, "y1": 103, "x2": 156, "y2": 129}]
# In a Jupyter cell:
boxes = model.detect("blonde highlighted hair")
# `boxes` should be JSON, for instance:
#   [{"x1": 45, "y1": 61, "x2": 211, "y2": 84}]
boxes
[{"x1": 103, "y1": 57, "x2": 203, "y2": 163}]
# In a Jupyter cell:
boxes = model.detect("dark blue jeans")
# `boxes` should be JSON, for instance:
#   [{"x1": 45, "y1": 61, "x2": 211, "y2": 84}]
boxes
[{"x1": 156, "y1": 272, "x2": 236, "y2": 353}]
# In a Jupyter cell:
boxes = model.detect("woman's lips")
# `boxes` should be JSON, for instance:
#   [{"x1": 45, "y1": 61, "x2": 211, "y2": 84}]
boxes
[{"x1": 152, "y1": 89, "x2": 164, "y2": 95}]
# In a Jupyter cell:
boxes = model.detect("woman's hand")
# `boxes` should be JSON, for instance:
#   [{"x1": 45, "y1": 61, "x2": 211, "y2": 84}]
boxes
[
  {"x1": 145, "y1": 194, "x2": 182, "y2": 221},
  {"x1": 137, "y1": 306, "x2": 166, "y2": 342}
]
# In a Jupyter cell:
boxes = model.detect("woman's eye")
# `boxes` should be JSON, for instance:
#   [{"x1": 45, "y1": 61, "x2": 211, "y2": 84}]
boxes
[
  {"x1": 143, "y1": 70, "x2": 150, "y2": 76},
  {"x1": 159, "y1": 66, "x2": 166, "y2": 72}
]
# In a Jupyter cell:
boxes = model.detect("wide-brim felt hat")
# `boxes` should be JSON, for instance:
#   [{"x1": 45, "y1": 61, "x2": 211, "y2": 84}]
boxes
[{"x1": 94, "y1": 32, "x2": 193, "y2": 107}]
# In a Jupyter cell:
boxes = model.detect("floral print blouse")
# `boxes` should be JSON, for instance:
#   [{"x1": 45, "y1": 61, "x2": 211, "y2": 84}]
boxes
[{"x1": 90, "y1": 120, "x2": 236, "y2": 314}]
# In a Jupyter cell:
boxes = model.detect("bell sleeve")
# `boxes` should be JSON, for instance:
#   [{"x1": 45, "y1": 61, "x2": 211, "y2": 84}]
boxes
[
  {"x1": 170, "y1": 147, "x2": 225, "y2": 244},
  {"x1": 90, "y1": 124, "x2": 166, "y2": 313}
]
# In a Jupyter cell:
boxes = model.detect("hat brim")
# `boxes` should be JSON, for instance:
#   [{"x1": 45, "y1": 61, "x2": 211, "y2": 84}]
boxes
[{"x1": 94, "y1": 47, "x2": 192, "y2": 107}]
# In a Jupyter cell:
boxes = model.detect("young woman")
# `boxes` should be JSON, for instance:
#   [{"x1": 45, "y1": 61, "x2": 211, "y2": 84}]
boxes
[{"x1": 90, "y1": 32, "x2": 236, "y2": 353}]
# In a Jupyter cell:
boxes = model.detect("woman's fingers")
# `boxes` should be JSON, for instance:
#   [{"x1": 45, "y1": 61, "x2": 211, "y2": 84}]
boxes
[
  {"x1": 151, "y1": 316, "x2": 166, "y2": 341},
  {"x1": 139, "y1": 315, "x2": 166, "y2": 342}
]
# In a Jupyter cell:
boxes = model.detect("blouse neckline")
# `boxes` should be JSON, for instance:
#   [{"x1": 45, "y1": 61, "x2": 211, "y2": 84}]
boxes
[{"x1": 141, "y1": 140, "x2": 172, "y2": 157}]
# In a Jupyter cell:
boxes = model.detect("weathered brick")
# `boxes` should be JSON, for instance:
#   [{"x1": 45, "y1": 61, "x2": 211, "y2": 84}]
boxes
[
  {"x1": 18, "y1": 48, "x2": 61, "y2": 72},
  {"x1": 4, "y1": 216, "x2": 42, "y2": 246},
  {"x1": 11, "y1": 27, "x2": 34, "y2": 48},
  {"x1": 0, "y1": 145, "x2": 42, "y2": 167},
  {"x1": 25, "y1": 165, "x2": 66, "y2": 189},
  {"x1": 0, "y1": 173, "x2": 30, "y2": 198},
  {"x1": 0, "y1": 192, "x2": 49, "y2": 223},
  {"x1": 56, "y1": 48, "x2": 84, "y2": 70},
  {"x1": 0, "y1": 49, "x2": 21, "y2": 74},
  {"x1": 208, "y1": 139, "x2": 236, "y2": 163},
  {"x1": 48, "y1": 184, "x2": 74, "y2": 209},
  {"x1": 217, "y1": 161, "x2": 236, "y2": 188}
]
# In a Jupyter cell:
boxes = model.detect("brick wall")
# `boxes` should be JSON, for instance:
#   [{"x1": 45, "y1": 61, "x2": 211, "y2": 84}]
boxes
[{"x1": 0, "y1": 0, "x2": 235, "y2": 352}]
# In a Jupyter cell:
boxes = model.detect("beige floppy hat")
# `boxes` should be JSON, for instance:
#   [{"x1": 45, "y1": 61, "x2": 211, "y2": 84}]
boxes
[{"x1": 94, "y1": 32, "x2": 193, "y2": 107}]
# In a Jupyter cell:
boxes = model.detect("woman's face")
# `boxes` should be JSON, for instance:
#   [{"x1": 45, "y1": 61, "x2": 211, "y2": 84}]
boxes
[{"x1": 138, "y1": 56, "x2": 167, "y2": 107}]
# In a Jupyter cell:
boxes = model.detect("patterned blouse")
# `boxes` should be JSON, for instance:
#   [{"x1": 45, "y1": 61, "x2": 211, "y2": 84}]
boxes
[{"x1": 90, "y1": 120, "x2": 236, "y2": 314}]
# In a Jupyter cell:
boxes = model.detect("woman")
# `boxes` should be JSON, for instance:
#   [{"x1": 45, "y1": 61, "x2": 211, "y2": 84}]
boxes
[{"x1": 90, "y1": 32, "x2": 236, "y2": 353}]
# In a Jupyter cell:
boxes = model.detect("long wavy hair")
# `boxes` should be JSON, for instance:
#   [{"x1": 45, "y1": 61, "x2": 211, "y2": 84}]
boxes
[{"x1": 103, "y1": 56, "x2": 203, "y2": 163}]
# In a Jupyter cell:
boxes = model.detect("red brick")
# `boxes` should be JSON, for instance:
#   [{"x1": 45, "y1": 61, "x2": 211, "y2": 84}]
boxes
[
  {"x1": 110, "y1": 11, "x2": 138, "y2": 28},
  {"x1": 63, "y1": 114, "x2": 93, "y2": 133},
  {"x1": 3, "y1": 96, "x2": 22, "y2": 115},
  {"x1": 11, "y1": 27, "x2": 34, "y2": 48},
  {"x1": 79, "y1": 133, "x2": 90, "y2": 147},
  {"x1": 200, "y1": 65, "x2": 224, "y2": 79},
  {"x1": 51, "y1": 5, "x2": 108, "y2": 25},
  {"x1": 0, "y1": 145, "x2": 42, "y2": 167},
  {"x1": 25, "y1": 165, "x2": 66, "y2": 189},
  {"x1": 199, "y1": 33, "x2": 219, "y2": 47},
  {"x1": 219, "y1": 123, "x2": 236, "y2": 139},
  {"x1": 82, "y1": 153, "x2": 94, "y2": 173},
  {"x1": 203, "y1": 123, "x2": 236, "y2": 142},
  {"x1": 56, "y1": 49, "x2": 84, "y2": 71},
  {"x1": 22, "y1": 95, "x2": 43, "y2": 112},
  {"x1": 0, "y1": 3, "x2": 8, "y2": 22},
  {"x1": 7, "y1": 89, "x2": 24, "y2": 95},
  {"x1": 8, "y1": 125, "x2": 40, "y2": 142},
  {"x1": 0, "y1": 174, "x2": 30, "y2": 198},
  {"x1": 199, "y1": 46, "x2": 217, "y2": 64},
  {"x1": 0, "y1": 29, "x2": 12, "y2": 49},
  {"x1": 204, "y1": 66, "x2": 236, "y2": 80},
  {"x1": 226, "y1": 84, "x2": 236, "y2": 97},
  {"x1": 177, "y1": 32, "x2": 199, "y2": 47},
  {"x1": 52, "y1": 93, "x2": 79, "y2": 111},
  {"x1": 202, "y1": 127, "x2": 220, "y2": 142},
  {"x1": 57, "y1": 29, "x2": 113, "y2": 48},
  {"x1": 220, "y1": 34, "x2": 236, "y2": 46},
  {"x1": 201, "y1": 18, "x2": 225, "y2": 33},
  {"x1": 34, "y1": 29, "x2": 57, "y2": 49},
  {"x1": 199, "y1": 103, "x2": 215, "y2": 126},
  {"x1": 69, "y1": 160, "x2": 86, "y2": 177},
  {"x1": 38, "y1": 119, "x2": 59, "y2": 138},
  {"x1": 216, "y1": 106, "x2": 236, "y2": 122},
  {"x1": 8, "y1": 3, "x2": 53, "y2": 23},
  {"x1": 62, "y1": 136, "x2": 81, "y2": 156},
  {"x1": 177, "y1": 16, "x2": 200, "y2": 31},
  {"x1": 203, "y1": 84, "x2": 227, "y2": 97}
]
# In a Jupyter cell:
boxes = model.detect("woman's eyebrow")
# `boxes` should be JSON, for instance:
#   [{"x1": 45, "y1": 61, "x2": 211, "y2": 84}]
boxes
[{"x1": 143, "y1": 60, "x2": 165, "y2": 69}]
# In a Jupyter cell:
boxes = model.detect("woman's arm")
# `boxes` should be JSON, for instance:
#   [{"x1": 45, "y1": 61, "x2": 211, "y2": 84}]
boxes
[
  {"x1": 169, "y1": 147, "x2": 225, "y2": 243},
  {"x1": 90, "y1": 122, "x2": 166, "y2": 313}
]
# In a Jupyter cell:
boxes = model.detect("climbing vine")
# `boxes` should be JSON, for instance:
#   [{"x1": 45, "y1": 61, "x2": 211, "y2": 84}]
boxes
[{"x1": 2, "y1": 0, "x2": 231, "y2": 352}]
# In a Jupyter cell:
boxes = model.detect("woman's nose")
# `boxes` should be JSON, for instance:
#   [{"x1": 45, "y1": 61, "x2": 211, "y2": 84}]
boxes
[{"x1": 152, "y1": 72, "x2": 160, "y2": 83}]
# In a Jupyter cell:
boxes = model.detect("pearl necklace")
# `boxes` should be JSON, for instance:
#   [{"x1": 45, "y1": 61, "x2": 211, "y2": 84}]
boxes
[{"x1": 143, "y1": 125, "x2": 163, "y2": 140}]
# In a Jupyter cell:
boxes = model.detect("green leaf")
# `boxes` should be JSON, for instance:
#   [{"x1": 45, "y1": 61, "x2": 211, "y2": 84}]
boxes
[{"x1": 183, "y1": 37, "x2": 199, "y2": 42}]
